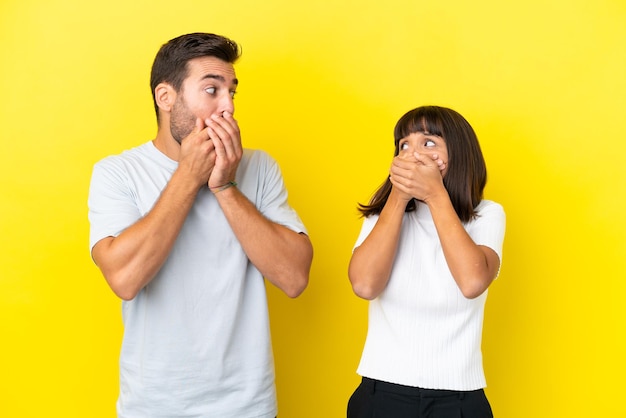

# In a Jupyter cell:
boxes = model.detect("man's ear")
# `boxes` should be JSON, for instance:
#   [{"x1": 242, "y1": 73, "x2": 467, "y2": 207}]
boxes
[{"x1": 155, "y1": 83, "x2": 176, "y2": 113}]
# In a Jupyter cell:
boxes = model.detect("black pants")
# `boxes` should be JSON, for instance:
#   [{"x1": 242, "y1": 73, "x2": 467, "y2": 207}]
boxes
[{"x1": 347, "y1": 377, "x2": 493, "y2": 418}]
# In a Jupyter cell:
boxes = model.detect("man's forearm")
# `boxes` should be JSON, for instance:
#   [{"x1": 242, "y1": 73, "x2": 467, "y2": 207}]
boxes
[
  {"x1": 213, "y1": 185, "x2": 313, "y2": 297},
  {"x1": 92, "y1": 171, "x2": 200, "y2": 300}
]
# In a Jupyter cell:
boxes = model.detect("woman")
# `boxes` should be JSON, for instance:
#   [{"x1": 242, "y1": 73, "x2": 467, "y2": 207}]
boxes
[{"x1": 347, "y1": 106, "x2": 505, "y2": 418}]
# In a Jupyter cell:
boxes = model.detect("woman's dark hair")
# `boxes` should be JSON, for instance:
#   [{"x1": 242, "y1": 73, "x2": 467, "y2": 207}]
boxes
[
  {"x1": 358, "y1": 106, "x2": 487, "y2": 223},
  {"x1": 150, "y1": 32, "x2": 241, "y2": 123}
]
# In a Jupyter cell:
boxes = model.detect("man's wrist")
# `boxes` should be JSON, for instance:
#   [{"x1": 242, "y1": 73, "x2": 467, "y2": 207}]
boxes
[{"x1": 210, "y1": 181, "x2": 237, "y2": 194}]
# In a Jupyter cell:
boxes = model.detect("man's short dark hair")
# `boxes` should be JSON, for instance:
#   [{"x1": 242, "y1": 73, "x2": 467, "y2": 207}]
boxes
[{"x1": 150, "y1": 33, "x2": 241, "y2": 123}]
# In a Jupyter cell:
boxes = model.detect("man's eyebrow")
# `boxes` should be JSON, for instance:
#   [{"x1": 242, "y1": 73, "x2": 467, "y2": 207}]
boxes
[{"x1": 201, "y1": 74, "x2": 239, "y2": 85}]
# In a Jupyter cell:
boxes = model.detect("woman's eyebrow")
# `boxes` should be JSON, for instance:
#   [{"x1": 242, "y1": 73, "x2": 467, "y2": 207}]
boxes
[{"x1": 419, "y1": 130, "x2": 442, "y2": 138}]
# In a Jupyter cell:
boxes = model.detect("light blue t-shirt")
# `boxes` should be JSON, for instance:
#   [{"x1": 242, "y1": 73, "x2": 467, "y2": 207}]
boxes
[{"x1": 88, "y1": 142, "x2": 306, "y2": 417}]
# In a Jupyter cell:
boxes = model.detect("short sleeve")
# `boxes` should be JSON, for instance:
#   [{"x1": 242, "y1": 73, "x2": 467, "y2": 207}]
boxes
[
  {"x1": 467, "y1": 200, "x2": 506, "y2": 263},
  {"x1": 87, "y1": 158, "x2": 142, "y2": 251},
  {"x1": 353, "y1": 214, "x2": 380, "y2": 250},
  {"x1": 246, "y1": 150, "x2": 308, "y2": 235}
]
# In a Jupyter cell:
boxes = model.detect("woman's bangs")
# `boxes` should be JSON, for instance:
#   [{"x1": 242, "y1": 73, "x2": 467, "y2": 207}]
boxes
[{"x1": 396, "y1": 108, "x2": 444, "y2": 141}]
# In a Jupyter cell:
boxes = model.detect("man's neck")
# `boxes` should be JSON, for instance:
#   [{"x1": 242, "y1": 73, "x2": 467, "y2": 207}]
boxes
[{"x1": 152, "y1": 130, "x2": 181, "y2": 162}]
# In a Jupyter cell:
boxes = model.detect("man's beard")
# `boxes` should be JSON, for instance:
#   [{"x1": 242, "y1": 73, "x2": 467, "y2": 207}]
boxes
[{"x1": 170, "y1": 96, "x2": 196, "y2": 144}]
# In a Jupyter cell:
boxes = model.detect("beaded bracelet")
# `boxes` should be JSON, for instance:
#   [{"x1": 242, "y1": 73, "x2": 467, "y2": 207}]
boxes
[{"x1": 210, "y1": 181, "x2": 238, "y2": 194}]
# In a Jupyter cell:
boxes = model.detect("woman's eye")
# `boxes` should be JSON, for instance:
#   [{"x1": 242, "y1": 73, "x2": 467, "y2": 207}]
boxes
[
  {"x1": 425, "y1": 139, "x2": 436, "y2": 147},
  {"x1": 205, "y1": 87, "x2": 216, "y2": 95},
  {"x1": 400, "y1": 142, "x2": 409, "y2": 150}
]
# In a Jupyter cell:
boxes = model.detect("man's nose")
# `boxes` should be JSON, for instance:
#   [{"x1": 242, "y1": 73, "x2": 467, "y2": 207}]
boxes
[{"x1": 218, "y1": 94, "x2": 235, "y2": 115}]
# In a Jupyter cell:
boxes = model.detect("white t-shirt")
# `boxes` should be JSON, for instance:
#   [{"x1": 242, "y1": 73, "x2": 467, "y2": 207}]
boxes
[
  {"x1": 88, "y1": 142, "x2": 307, "y2": 417},
  {"x1": 353, "y1": 200, "x2": 505, "y2": 391}
]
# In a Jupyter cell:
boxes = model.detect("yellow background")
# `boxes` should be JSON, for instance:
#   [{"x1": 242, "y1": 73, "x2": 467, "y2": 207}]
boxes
[{"x1": 1, "y1": 0, "x2": 625, "y2": 416}]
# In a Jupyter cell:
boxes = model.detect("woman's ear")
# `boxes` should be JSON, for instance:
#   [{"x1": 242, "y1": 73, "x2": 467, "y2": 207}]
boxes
[{"x1": 154, "y1": 83, "x2": 176, "y2": 114}]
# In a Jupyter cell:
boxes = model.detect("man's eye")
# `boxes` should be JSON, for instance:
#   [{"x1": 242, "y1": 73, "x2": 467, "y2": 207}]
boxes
[
  {"x1": 205, "y1": 87, "x2": 216, "y2": 95},
  {"x1": 230, "y1": 90, "x2": 237, "y2": 98}
]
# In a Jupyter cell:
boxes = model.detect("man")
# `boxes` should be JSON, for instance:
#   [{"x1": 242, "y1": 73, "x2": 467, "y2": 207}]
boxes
[{"x1": 88, "y1": 32, "x2": 313, "y2": 417}]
